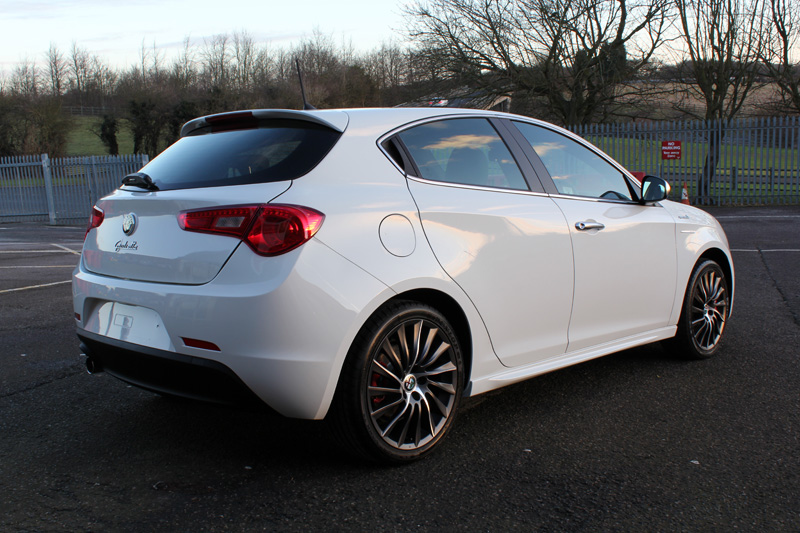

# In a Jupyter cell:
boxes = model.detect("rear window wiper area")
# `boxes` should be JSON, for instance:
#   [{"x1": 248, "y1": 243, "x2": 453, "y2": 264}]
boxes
[{"x1": 122, "y1": 172, "x2": 159, "y2": 191}]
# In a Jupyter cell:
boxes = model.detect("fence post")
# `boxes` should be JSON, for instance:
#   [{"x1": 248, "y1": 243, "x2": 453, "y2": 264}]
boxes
[
  {"x1": 86, "y1": 156, "x2": 99, "y2": 206},
  {"x1": 41, "y1": 154, "x2": 57, "y2": 225}
]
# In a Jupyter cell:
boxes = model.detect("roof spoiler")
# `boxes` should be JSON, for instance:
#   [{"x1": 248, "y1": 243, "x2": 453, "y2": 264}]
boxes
[{"x1": 180, "y1": 109, "x2": 348, "y2": 138}]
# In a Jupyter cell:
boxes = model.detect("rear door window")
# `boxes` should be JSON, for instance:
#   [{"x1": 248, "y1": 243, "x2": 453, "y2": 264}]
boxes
[
  {"x1": 396, "y1": 118, "x2": 529, "y2": 191},
  {"x1": 138, "y1": 119, "x2": 341, "y2": 191}
]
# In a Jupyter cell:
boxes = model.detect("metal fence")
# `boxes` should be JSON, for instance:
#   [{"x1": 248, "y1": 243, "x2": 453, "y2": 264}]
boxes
[
  {"x1": 569, "y1": 116, "x2": 800, "y2": 205},
  {"x1": 2, "y1": 116, "x2": 799, "y2": 223},
  {"x1": 64, "y1": 106, "x2": 119, "y2": 117},
  {"x1": 0, "y1": 154, "x2": 149, "y2": 225}
]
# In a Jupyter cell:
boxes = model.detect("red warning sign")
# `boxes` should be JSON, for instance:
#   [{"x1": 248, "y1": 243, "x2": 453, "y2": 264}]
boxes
[{"x1": 661, "y1": 140, "x2": 682, "y2": 160}]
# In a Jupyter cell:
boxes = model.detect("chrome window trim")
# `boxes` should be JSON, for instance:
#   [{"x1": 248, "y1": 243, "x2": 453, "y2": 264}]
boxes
[
  {"x1": 547, "y1": 192, "x2": 643, "y2": 204},
  {"x1": 376, "y1": 110, "x2": 508, "y2": 145},
  {"x1": 406, "y1": 175, "x2": 550, "y2": 197}
]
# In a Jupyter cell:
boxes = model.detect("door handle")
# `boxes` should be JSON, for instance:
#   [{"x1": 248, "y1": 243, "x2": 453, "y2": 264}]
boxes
[{"x1": 575, "y1": 221, "x2": 605, "y2": 231}]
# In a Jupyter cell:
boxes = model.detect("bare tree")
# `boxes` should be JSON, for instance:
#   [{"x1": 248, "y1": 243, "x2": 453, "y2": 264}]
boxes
[
  {"x1": 232, "y1": 30, "x2": 257, "y2": 93},
  {"x1": 151, "y1": 42, "x2": 165, "y2": 81},
  {"x1": 172, "y1": 37, "x2": 198, "y2": 90},
  {"x1": 674, "y1": 0, "x2": 765, "y2": 121},
  {"x1": 250, "y1": 46, "x2": 276, "y2": 93},
  {"x1": 69, "y1": 42, "x2": 91, "y2": 100},
  {"x1": 291, "y1": 31, "x2": 342, "y2": 107},
  {"x1": 362, "y1": 41, "x2": 408, "y2": 99},
  {"x1": 87, "y1": 55, "x2": 117, "y2": 104},
  {"x1": 45, "y1": 44, "x2": 68, "y2": 96},
  {"x1": 9, "y1": 58, "x2": 40, "y2": 96},
  {"x1": 404, "y1": 0, "x2": 670, "y2": 124},
  {"x1": 758, "y1": 0, "x2": 800, "y2": 113},
  {"x1": 200, "y1": 34, "x2": 232, "y2": 90},
  {"x1": 673, "y1": 0, "x2": 767, "y2": 203}
]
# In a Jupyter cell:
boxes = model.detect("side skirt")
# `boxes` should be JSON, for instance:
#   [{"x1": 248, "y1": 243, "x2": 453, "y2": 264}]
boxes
[{"x1": 468, "y1": 326, "x2": 677, "y2": 396}]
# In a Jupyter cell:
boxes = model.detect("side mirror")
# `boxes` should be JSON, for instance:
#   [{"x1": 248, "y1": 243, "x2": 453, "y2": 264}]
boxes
[{"x1": 640, "y1": 176, "x2": 670, "y2": 204}]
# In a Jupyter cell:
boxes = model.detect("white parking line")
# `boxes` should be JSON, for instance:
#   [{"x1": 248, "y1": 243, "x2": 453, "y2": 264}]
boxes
[
  {"x1": 51, "y1": 243, "x2": 81, "y2": 255},
  {"x1": 0, "y1": 280, "x2": 71, "y2": 294},
  {"x1": 716, "y1": 215, "x2": 800, "y2": 219},
  {"x1": 731, "y1": 249, "x2": 800, "y2": 252},
  {"x1": 0, "y1": 250, "x2": 78, "y2": 253},
  {"x1": 0, "y1": 266, "x2": 75, "y2": 269}
]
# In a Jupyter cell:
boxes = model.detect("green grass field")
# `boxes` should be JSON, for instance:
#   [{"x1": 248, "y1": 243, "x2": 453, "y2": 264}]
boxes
[
  {"x1": 583, "y1": 136, "x2": 800, "y2": 176},
  {"x1": 65, "y1": 116, "x2": 136, "y2": 156}
]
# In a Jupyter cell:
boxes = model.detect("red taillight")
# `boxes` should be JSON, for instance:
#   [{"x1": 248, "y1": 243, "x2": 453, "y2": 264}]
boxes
[
  {"x1": 85, "y1": 206, "x2": 104, "y2": 240},
  {"x1": 178, "y1": 204, "x2": 324, "y2": 257},
  {"x1": 178, "y1": 206, "x2": 260, "y2": 237},
  {"x1": 245, "y1": 205, "x2": 325, "y2": 256}
]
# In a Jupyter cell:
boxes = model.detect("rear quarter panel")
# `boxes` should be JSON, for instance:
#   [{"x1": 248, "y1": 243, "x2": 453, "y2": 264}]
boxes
[{"x1": 273, "y1": 114, "x2": 505, "y2": 405}]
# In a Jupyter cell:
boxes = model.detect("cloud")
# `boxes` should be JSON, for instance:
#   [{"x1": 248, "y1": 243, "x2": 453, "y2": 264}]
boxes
[{"x1": 424, "y1": 135, "x2": 497, "y2": 151}]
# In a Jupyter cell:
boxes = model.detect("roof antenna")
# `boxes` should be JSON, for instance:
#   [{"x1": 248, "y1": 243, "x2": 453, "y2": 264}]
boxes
[{"x1": 295, "y1": 58, "x2": 316, "y2": 110}]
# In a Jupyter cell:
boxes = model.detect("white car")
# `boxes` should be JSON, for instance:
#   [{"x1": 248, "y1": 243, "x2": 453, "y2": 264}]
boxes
[{"x1": 73, "y1": 107, "x2": 733, "y2": 462}]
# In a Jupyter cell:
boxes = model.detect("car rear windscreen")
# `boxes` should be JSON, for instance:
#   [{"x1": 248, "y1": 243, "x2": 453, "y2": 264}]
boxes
[{"x1": 136, "y1": 119, "x2": 341, "y2": 191}]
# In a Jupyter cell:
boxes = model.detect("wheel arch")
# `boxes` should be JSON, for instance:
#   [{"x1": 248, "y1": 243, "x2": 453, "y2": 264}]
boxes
[
  {"x1": 326, "y1": 291, "x2": 471, "y2": 461},
  {"x1": 385, "y1": 288, "x2": 474, "y2": 384},
  {"x1": 698, "y1": 247, "x2": 735, "y2": 313},
  {"x1": 328, "y1": 286, "x2": 475, "y2": 420}
]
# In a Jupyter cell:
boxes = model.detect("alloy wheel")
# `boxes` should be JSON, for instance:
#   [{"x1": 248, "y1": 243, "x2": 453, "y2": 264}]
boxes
[
  {"x1": 365, "y1": 318, "x2": 459, "y2": 450},
  {"x1": 689, "y1": 266, "x2": 729, "y2": 352}
]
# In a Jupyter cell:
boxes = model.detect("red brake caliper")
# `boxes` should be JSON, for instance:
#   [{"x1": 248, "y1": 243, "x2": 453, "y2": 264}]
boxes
[{"x1": 371, "y1": 373, "x2": 384, "y2": 405}]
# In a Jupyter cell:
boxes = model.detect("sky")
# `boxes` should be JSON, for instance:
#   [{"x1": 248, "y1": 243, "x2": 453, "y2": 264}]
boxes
[{"x1": 0, "y1": 0, "x2": 409, "y2": 74}]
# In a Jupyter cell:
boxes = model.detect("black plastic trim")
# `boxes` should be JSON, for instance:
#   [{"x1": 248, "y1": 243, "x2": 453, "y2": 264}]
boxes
[
  {"x1": 501, "y1": 120, "x2": 561, "y2": 195},
  {"x1": 78, "y1": 331, "x2": 266, "y2": 409},
  {"x1": 491, "y1": 118, "x2": 546, "y2": 194},
  {"x1": 391, "y1": 135, "x2": 422, "y2": 178}
]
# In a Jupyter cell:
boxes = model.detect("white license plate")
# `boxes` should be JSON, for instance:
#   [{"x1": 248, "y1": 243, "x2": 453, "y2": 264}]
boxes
[{"x1": 85, "y1": 301, "x2": 173, "y2": 351}]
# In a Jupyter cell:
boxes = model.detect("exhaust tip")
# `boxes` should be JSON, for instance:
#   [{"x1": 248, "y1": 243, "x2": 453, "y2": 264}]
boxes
[{"x1": 85, "y1": 357, "x2": 102, "y2": 374}]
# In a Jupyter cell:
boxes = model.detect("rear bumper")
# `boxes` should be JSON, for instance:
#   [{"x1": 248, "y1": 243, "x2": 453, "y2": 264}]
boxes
[{"x1": 73, "y1": 239, "x2": 391, "y2": 419}]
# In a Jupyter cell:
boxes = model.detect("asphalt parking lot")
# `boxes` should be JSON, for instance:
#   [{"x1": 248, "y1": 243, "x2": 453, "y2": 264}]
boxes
[{"x1": 1, "y1": 206, "x2": 798, "y2": 531}]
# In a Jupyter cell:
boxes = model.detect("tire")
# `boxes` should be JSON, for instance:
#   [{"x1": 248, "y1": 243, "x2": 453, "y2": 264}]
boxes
[
  {"x1": 329, "y1": 301, "x2": 465, "y2": 463},
  {"x1": 668, "y1": 259, "x2": 730, "y2": 359}
]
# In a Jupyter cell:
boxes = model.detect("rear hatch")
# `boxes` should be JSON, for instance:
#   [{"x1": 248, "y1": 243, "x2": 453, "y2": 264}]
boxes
[{"x1": 82, "y1": 110, "x2": 347, "y2": 285}]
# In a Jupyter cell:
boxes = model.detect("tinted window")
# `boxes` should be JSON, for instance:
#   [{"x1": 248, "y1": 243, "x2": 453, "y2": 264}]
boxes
[
  {"x1": 514, "y1": 122, "x2": 633, "y2": 201},
  {"x1": 397, "y1": 118, "x2": 528, "y2": 190},
  {"x1": 138, "y1": 120, "x2": 340, "y2": 191}
]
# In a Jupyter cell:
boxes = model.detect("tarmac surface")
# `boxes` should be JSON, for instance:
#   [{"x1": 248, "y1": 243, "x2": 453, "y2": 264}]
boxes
[{"x1": 0, "y1": 206, "x2": 798, "y2": 531}]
